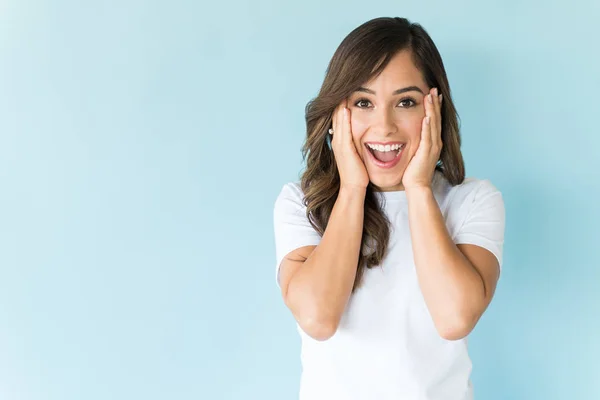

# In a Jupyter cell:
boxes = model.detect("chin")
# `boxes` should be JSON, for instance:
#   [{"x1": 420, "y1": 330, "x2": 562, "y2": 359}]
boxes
[{"x1": 368, "y1": 173, "x2": 405, "y2": 192}]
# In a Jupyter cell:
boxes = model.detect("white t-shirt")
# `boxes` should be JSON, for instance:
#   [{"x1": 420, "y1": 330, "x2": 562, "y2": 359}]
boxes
[{"x1": 272, "y1": 170, "x2": 505, "y2": 400}]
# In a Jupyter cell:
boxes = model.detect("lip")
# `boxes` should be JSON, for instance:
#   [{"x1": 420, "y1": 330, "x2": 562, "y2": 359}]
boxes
[
  {"x1": 364, "y1": 143, "x2": 404, "y2": 169},
  {"x1": 364, "y1": 141, "x2": 405, "y2": 146}
]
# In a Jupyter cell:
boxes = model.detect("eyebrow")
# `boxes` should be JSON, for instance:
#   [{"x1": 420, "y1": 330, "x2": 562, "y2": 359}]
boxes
[{"x1": 355, "y1": 86, "x2": 424, "y2": 95}]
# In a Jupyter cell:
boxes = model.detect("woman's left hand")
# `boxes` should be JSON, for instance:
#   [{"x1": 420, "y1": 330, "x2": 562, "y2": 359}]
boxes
[{"x1": 402, "y1": 87, "x2": 443, "y2": 190}]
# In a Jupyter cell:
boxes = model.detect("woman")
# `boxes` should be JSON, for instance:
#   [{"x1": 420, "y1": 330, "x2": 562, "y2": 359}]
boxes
[{"x1": 273, "y1": 17, "x2": 505, "y2": 400}]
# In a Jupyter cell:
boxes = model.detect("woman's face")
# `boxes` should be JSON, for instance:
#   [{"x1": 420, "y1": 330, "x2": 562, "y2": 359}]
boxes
[{"x1": 347, "y1": 50, "x2": 430, "y2": 192}]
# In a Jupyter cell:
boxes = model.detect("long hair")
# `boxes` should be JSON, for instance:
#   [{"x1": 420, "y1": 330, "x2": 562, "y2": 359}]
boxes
[{"x1": 300, "y1": 17, "x2": 465, "y2": 292}]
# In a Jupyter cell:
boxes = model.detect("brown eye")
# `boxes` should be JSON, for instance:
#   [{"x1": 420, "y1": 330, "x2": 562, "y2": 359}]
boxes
[
  {"x1": 355, "y1": 99, "x2": 371, "y2": 108},
  {"x1": 398, "y1": 98, "x2": 416, "y2": 108}
]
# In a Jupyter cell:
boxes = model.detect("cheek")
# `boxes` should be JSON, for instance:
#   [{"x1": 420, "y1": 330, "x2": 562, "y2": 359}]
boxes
[
  {"x1": 397, "y1": 114, "x2": 424, "y2": 140},
  {"x1": 350, "y1": 116, "x2": 368, "y2": 156},
  {"x1": 350, "y1": 114, "x2": 369, "y2": 136}
]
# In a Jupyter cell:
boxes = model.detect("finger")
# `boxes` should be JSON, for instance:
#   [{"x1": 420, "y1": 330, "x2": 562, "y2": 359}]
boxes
[
  {"x1": 433, "y1": 89, "x2": 442, "y2": 147},
  {"x1": 331, "y1": 104, "x2": 340, "y2": 134},
  {"x1": 429, "y1": 89, "x2": 439, "y2": 146},
  {"x1": 335, "y1": 107, "x2": 346, "y2": 151},
  {"x1": 422, "y1": 92, "x2": 433, "y2": 147},
  {"x1": 332, "y1": 104, "x2": 339, "y2": 134},
  {"x1": 422, "y1": 114, "x2": 431, "y2": 148},
  {"x1": 344, "y1": 99, "x2": 350, "y2": 145},
  {"x1": 331, "y1": 103, "x2": 344, "y2": 149},
  {"x1": 344, "y1": 99, "x2": 356, "y2": 147},
  {"x1": 332, "y1": 103, "x2": 344, "y2": 149},
  {"x1": 433, "y1": 88, "x2": 442, "y2": 127},
  {"x1": 431, "y1": 88, "x2": 441, "y2": 147},
  {"x1": 343, "y1": 107, "x2": 352, "y2": 146}
]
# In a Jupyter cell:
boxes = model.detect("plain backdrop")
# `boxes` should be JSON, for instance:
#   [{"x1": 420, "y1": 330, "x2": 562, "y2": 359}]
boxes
[{"x1": 1, "y1": 0, "x2": 599, "y2": 399}]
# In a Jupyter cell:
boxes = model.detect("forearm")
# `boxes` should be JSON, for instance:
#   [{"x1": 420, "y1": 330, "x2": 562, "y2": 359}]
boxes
[
  {"x1": 406, "y1": 186, "x2": 485, "y2": 338},
  {"x1": 288, "y1": 186, "x2": 366, "y2": 330}
]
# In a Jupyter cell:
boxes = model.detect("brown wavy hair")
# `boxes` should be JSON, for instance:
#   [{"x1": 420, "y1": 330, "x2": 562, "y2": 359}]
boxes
[{"x1": 300, "y1": 17, "x2": 466, "y2": 292}]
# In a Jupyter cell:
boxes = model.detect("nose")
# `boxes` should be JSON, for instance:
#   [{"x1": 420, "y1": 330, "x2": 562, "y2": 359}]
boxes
[{"x1": 374, "y1": 106, "x2": 397, "y2": 137}]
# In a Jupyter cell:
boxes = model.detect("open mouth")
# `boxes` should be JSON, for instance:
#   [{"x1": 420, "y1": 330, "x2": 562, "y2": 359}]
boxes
[{"x1": 364, "y1": 142, "x2": 405, "y2": 169}]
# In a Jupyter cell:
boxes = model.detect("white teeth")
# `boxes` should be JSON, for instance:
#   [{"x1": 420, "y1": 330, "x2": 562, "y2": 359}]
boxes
[{"x1": 367, "y1": 143, "x2": 403, "y2": 152}]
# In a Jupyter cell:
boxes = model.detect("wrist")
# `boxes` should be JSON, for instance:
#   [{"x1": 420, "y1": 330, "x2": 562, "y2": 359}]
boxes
[
  {"x1": 405, "y1": 185, "x2": 433, "y2": 198},
  {"x1": 339, "y1": 184, "x2": 367, "y2": 199}
]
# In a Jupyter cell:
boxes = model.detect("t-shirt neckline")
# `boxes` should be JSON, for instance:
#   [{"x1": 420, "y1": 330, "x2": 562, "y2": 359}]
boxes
[
  {"x1": 374, "y1": 189, "x2": 407, "y2": 202},
  {"x1": 372, "y1": 171, "x2": 442, "y2": 203}
]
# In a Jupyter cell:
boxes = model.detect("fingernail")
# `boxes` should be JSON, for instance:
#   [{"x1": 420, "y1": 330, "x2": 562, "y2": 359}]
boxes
[
  {"x1": 428, "y1": 94, "x2": 433, "y2": 104},
  {"x1": 425, "y1": 116, "x2": 430, "y2": 125},
  {"x1": 439, "y1": 94, "x2": 443, "y2": 103},
  {"x1": 433, "y1": 88, "x2": 438, "y2": 96}
]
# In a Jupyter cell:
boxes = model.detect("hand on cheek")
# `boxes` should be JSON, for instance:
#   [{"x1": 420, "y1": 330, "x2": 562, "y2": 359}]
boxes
[{"x1": 401, "y1": 87, "x2": 443, "y2": 190}]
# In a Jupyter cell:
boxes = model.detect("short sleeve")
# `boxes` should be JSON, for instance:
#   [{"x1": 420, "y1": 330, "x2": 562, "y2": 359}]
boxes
[
  {"x1": 273, "y1": 182, "x2": 322, "y2": 287},
  {"x1": 452, "y1": 180, "x2": 506, "y2": 271}
]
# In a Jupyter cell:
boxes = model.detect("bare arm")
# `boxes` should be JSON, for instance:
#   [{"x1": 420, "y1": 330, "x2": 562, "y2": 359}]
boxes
[
  {"x1": 278, "y1": 186, "x2": 366, "y2": 341},
  {"x1": 407, "y1": 186, "x2": 500, "y2": 340}
]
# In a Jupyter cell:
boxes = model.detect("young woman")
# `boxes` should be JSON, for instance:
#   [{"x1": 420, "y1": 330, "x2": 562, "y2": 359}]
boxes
[{"x1": 273, "y1": 17, "x2": 505, "y2": 400}]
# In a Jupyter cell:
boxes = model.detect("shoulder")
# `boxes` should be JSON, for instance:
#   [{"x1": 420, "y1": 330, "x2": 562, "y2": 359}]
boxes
[
  {"x1": 274, "y1": 181, "x2": 304, "y2": 205},
  {"x1": 447, "y1": 176, "x2": 502, "y2": 206},
  {"x1": 436, "y1": 173, "x2": 504, "y2": 230},
  {"x1": 433, "y1": 171, "x2": 499, "y2": 203},
  {"x1": 273, "y1": 181, "x2": 306, "y2": 215},
  {"x1": 277, "y1": 181, "x2": 303, "y2": 198}
]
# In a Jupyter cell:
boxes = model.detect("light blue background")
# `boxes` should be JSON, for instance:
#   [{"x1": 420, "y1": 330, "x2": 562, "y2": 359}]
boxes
[{"x1": 1, "y1": 1, "x2": 599, "y2": 399}]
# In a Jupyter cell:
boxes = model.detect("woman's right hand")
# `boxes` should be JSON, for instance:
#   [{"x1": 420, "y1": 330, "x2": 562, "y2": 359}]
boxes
[{"x1": 330, "y1": 101, "x2": 370, "y2": 191}]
